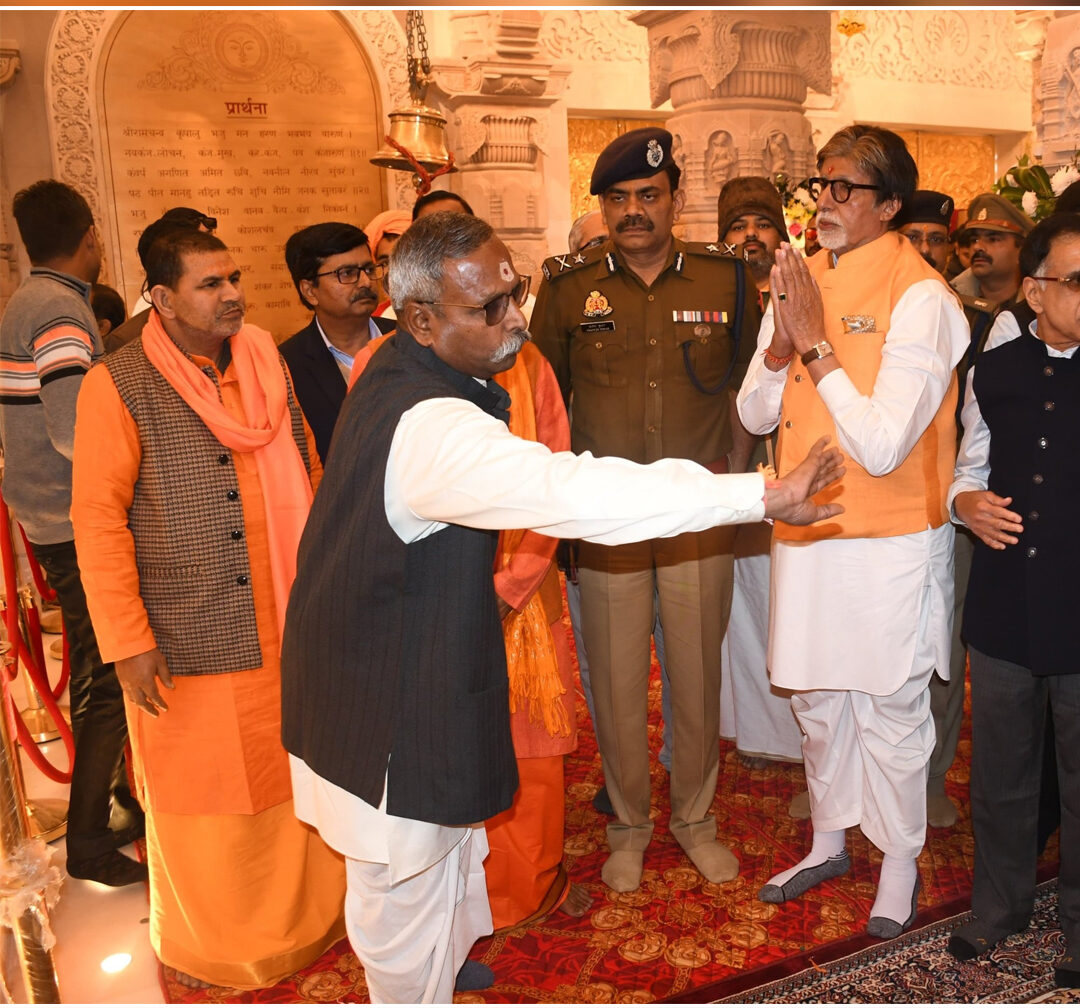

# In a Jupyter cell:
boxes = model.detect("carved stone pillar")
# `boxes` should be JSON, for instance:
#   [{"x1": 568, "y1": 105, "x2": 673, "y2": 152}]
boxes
[
  {"x1": 1036, "y1": 12, "x2": 1080, "y2": 172},
  {"x1": 427, "y1": 12, "x2": 569, "y2": 277},
  {"x1": 632, "y1": 11, "x2": 831, "y2": 242}
]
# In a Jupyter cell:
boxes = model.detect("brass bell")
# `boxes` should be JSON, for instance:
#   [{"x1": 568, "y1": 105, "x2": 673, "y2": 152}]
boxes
[{"x1": 370, "y1": 102, "x2": 456, "y2": 175}]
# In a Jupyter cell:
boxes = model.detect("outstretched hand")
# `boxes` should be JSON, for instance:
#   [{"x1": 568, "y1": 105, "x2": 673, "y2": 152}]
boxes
[
  {"x1": 115, "y1": 646, "x2": 175, "y2": 717},
  {"x1": 763, "y1": 436, "x2": 845, "y2": 525}
]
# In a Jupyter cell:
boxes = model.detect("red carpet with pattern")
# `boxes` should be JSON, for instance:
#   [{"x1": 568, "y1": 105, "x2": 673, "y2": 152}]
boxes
[{"x1": 162, "y1": 607, "x2": 1059, "y2": 1003}]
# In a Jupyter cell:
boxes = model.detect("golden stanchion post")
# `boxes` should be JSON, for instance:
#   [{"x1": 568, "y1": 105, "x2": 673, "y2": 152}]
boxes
[{"x1": 0, "y1": 650, "x2": 63, "y2": 1003}]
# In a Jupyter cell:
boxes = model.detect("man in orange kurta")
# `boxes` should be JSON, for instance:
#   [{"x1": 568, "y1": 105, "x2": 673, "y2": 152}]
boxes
[{"x1": 71, "y1": 229, "x2": 345, "y2": 989}]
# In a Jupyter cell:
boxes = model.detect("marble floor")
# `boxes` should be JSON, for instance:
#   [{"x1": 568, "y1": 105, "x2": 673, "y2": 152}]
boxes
[{"x1": 7, "y1": 637, "x2": 163, "y2": 1004}]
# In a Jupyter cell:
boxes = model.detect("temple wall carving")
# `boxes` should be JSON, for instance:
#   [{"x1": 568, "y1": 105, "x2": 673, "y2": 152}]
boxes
[{"x1": 0, "y1": 9, "x2": 1065, "y2": 314}]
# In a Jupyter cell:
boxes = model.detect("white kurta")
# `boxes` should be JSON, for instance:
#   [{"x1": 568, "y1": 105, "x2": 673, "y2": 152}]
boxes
[
  {"x1": 737, "y1": 279, "x2": 969, "y2": 695},
  {"x1": 719, "y1": 521, "x2": 803, "y2": 762},
  {"x1": 290, "y1": 392, "x2": 769, "y2": 1001}
]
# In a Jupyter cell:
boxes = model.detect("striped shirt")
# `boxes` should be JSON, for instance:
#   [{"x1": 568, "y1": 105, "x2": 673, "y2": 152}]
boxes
[{"x1": 0, "y1": 267, "x2": 101, "y2": 544}]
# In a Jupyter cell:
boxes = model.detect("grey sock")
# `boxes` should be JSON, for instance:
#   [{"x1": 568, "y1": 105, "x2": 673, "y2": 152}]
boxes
[{"x1": 758, "y1": 851, "x2": 851, "y2": 904}]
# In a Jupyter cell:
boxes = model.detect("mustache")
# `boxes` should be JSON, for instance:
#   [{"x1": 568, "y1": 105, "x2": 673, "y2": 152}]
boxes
[
  {"x1": 218, "y1": 302, "x2": 244, "y2": 318},
  {"x1": 351, "y1": 287, "x2": 377, "y2": 301},
  {"x1": 617, "y1": 215, "x2": 654, "y2": 233},
  {"x1": 491, "y1": 329, "x2": 531, "y2": 364},
  {"x1": 970, "y1": 252, "x2": 992, "y2": 265}
]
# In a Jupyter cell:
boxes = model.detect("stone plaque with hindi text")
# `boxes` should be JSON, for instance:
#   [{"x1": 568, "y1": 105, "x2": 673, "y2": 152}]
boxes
[{"x1": 101, "y1": 10, "x2": 384, "y2": 340}]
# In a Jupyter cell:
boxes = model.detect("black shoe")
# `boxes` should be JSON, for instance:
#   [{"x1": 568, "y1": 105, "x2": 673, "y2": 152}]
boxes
[
  {"x1": 592, "y1": 785, "x2": 615, "y2": 817},
  {"x1": 1054, "y1": 953, "x2": 1080, "y2": 989},
  {"x1": 455, "y1": 959, "x2": 494, "y2": 992},
  {"x1": 68, "y1": 849, "x2": 148, "y2": 887}
]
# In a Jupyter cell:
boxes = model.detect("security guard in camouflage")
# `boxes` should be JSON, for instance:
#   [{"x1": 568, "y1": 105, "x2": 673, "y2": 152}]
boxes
[{"x1": 531, "y1": 127, "x2": 760, "y2": 894}]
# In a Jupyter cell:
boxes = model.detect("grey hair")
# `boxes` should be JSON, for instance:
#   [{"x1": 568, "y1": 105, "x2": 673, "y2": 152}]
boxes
[
  {"x1": 817, "y1": 125, "x2": 917, "y2": 213},
  {"x1": 388, "y1": 211, "x2": 495, "y2": 312},
  {"x1": 567, "y1": 210, "x2": 603, "y2": 254}
]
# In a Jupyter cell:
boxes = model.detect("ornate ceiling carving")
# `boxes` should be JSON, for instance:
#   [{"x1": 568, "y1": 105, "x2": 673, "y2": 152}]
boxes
[
  {"x1": 540, "y1": 11, "x2": 646, "y2": 65},
  {"x1": 836, "y1": 10, "x2": 1030, "y2": 92}
]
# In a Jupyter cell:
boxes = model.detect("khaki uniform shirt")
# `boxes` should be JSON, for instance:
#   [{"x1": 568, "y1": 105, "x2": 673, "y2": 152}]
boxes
[{"x1": 531, "y1": 238, "x2": 759, "y2": 466}]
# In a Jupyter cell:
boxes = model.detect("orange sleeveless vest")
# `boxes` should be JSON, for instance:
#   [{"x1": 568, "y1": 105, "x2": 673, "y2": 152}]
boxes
[{"x1": 774, "y1": 232, "x2": 958, "y2": 542}]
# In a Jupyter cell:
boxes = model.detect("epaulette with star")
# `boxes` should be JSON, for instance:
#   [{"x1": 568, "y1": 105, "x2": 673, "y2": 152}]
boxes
[
  {"x1": 684, "y1": 240, "x2": 742, "y2": 260},
  {"x1": 540, "y1": 243, "x2": 607, "y2": 281}
]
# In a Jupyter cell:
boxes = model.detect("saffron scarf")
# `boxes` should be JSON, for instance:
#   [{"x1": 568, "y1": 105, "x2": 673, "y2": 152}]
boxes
[
  {"x1": 142, "y1": 311, "x2": 313, "y2": 640},
  {"x1": 495, "y1": 356, "x2": 569, "y2": 738}
]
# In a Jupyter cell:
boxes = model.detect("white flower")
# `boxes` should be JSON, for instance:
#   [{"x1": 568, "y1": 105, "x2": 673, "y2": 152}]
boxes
[
  {"x1": 1051, "y1": 164, "x2": 1080, "y2": 196},
  {"x1": 1022, "y1": 190, "x2": 1039, "y2": 216},
  {"x1": 1006, "y1": 172, "x2": 1018, "y2": 188},
  {"x1": 794, "y1": 186, "x2": 812, "y2": 205}
]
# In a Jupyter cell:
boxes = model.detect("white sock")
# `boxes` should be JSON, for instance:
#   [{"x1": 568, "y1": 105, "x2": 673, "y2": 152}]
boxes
[
  {"x1": 870, "y1": 853, "x2": 918, "y2": 923},
  {"x1": 766, "y1": 829, "x2": 846, "y2": 888}
]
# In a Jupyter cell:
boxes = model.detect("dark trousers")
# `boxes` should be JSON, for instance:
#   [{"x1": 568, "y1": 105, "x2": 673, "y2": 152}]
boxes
[
  {"x1": 32, "y1": 540, "x2": 130, "y2": 862},
  {"x1": 968, "y1": 647, "x2": 1079, "y2": 953}
]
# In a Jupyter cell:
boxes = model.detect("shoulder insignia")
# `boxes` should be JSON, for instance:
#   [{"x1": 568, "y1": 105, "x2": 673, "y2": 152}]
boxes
[
  {"x1": 541, "y1": 244, "x2": 605, "y2": 282},
  {"x1": 685, "y1": 241, "x2": 739, "y2": 260}
]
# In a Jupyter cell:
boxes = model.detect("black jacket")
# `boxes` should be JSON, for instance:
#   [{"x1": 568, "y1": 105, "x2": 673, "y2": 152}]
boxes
[
  {"x1": 281, "y1": 329, "x2": 518, "y2": 824},
  {"x1": 279, "y1": 315, "x2": 395, "y2": 463}
]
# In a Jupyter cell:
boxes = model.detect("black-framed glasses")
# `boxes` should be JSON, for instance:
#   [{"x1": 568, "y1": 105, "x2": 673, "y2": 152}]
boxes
[
  {"x1": 425, "y1": 275, "x2": 531, "y2": 326},
  {"x1": 313, "y1": 262, "x2": 385, "y2": 285},
  {"x1": 900, "y1": 229, "x2": 950, "y2": 248},
  {"x1": 808, "y1": 177, "x2": 881, "y2": 204},
  {"x1": 1034, "y1": 274, "x2": 1080, "y2": 294}
]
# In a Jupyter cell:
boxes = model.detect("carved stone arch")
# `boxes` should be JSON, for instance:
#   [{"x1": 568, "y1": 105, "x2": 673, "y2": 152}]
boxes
[{"x1": 46, "y1": 9, "x2": 410, "y2": 283}]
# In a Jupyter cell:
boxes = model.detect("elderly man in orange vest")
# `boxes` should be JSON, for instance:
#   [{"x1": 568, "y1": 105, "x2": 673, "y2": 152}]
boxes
[{"x1": 738, "y1": 125, "x2": 969, "y2": 939}]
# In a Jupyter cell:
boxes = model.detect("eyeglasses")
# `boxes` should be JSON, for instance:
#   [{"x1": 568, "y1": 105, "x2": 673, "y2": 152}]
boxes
[
  {"x1": 1034, "y1": 274, "x2": 1080, "y2": 294},
  {"x1": 901, "y1": 230, "x2": 950, "y2": 248},
  {"x1": 808, "y1": 177, "x2": 881, "y2": 203},
  {"x1": 425, "y1": 275, "x2": 531, "y2": 326},
  {"x1": 313, "y1": 262, "x2": 385, "y2": 285}
]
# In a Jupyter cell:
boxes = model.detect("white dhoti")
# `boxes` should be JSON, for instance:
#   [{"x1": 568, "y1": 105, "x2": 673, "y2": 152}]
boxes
[
  {"x1": 769, "y1": 525, "x2": 952, "y2": 858},
  {"x1": 719, "y1": 520, "x2": 802, "y2": 762},
  {"x1": 793, "y1": 665, "x2": 935, "y2": 858},
  {"x1": 288, "y1": 755, "x2": 494, "y2": 1004},
  {"x1": 345, "y1": 828, "x2": 492, "y2": 1003}
]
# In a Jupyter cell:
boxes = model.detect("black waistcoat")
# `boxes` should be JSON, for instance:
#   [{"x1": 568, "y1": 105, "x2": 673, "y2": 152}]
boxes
[
  {"x1": 962, "y1": 332, "x2": 1080, "y2": 675},
  {"x1": 281, "y1": 329, "x2": 518, "y2": 824}
]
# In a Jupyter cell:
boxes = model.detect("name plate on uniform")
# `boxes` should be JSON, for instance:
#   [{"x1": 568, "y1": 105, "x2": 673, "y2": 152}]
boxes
[{"x1": 581, "y1": 321, "x2": 616, "y2": 333}]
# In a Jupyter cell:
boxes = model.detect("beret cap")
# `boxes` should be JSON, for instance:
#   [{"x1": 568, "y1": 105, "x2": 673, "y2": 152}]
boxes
[
  {"x1": 896, "y1": 189, "x2": 954, "y2": 228},
  {"x1": 591, "y1": 127, "x2": 675, "y2": 196}
]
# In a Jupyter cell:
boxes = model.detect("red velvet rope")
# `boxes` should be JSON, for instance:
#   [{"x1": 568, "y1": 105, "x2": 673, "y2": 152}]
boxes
[
  {"x1": 0, "y1": 495, "x2": 74, "y2": 783},
  {"x1": 383, "y1": 134, "x2": 456, "y2": 197},
  {"x1": 18, "y1": 524, "x2": 68, "y2": 700}
]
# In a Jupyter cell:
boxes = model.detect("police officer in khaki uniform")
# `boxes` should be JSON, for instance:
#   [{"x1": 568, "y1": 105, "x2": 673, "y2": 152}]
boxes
[{"x1": 532, "y1": 127, "x2": 760, "y2": 893}]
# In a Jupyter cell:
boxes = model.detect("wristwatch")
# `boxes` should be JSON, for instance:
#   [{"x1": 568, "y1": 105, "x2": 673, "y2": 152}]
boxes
[{"x1": 800, "y1": 340, "x2": 835, "y2": 366}]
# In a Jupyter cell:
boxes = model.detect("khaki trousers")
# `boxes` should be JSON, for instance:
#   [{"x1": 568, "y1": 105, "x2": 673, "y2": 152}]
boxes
[{"x1": 578, "y1": 526, "x2": 735, "y2": 854}]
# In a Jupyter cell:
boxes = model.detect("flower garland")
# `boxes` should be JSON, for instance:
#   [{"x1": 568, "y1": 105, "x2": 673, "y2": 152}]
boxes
[
  {"x1": 772, "y1": 172, "x2": 816, "y2": 249},
  {"x1": 993, "y1": 154, "x2": 1080, "y2": 223}
]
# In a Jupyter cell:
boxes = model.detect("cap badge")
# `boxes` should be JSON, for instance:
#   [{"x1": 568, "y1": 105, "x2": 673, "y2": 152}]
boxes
[
  {"x1": 940, "y1": 199, "x2": 951, "y2": 215},
  {"x1": 646, "y1": 138, "x2": 663, "y2": 169},
  {"x1": 977, "y1": 207, "x2": 988, "y2": 221},
  {"x1": 583, "y1": 290, "x2": 613, "y2": 318}
]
